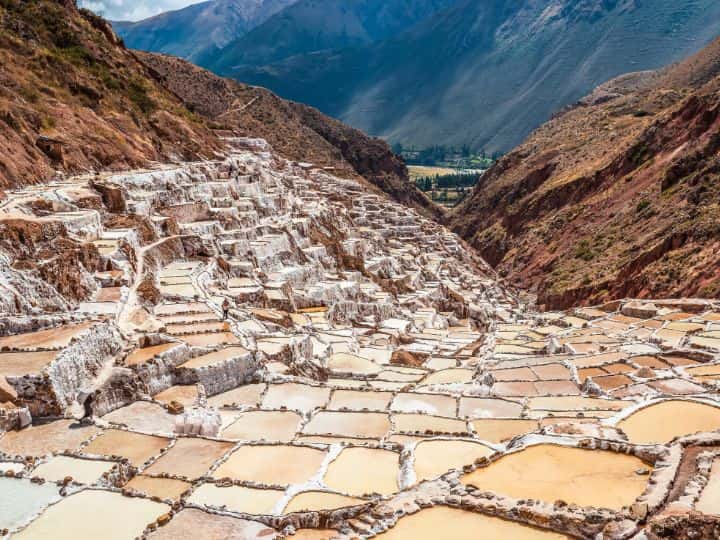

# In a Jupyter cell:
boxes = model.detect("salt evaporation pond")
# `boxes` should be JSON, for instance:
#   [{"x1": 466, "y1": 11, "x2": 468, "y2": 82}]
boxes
[{"x1": 0, "y1": 478, "x2": 61, "y2": 531}]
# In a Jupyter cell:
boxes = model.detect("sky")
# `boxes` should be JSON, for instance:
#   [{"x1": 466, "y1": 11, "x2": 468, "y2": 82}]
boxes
[{"x1": 78, "y1": 0, "x2": 204, "y2": 21}]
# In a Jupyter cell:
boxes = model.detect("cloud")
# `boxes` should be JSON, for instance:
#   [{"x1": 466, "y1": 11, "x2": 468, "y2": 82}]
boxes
[{"x1": 78, "y1": 0, "x2": 205, "y2": 21}]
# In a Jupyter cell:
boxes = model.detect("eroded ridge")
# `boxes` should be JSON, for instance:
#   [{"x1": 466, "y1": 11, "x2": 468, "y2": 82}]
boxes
[{"x1": 1, "y1": 139, "x2": 720, "y2": 539}]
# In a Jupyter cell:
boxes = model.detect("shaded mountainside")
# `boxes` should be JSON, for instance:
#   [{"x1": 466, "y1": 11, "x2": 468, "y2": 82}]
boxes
[
  {"x1": 205, "y1": 0, "x2": 457, "y2": 71},
  {"x1": 450, "y1": 37, "x2": 720, "y2": 309},
  {"x1": 138, "y1": 52, "x2": 442, "y2": 220},
  {"x1": 113, "y1": 0, "x2": 296, "y2": 65},
  {"x1": 0, "y1": 0, "x2": 221, "y2": 188},
  {"x1": 219, "y1": 0, "x2": 720, "y2": 153}
]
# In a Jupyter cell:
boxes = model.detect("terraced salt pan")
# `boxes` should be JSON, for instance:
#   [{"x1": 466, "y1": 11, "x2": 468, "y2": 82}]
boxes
[
  {"x1": 696, "y1": 459, "x2": 720, "y2": 515},
  {"x1": 0, "y1": 477, "x2": 61, "y2": 531},
  {"x1": 213, "y1": 445, "x2": 327, "y2": 486},
  {"x1": 324, "y1": 447, "x2": 399, "y2": 496},
  {"x1": 144, "y1": 438, "x2": 234, "y2": 479},
  {"x1": 391, "y1": 393, "x2": 457, "y2": 417},
  {"x1": 283, "y1": 491, "x2": 366, "y2": 513},
  {"x1": 0, "y1": 351, "x2": 57, "y2": 376},
  {"x1": 222, "y1": 410, "x2": 302, "y2": 442},
  {"x1": 461, "y1": 444, "x2": 648, "y2": 509},
  {"x1": 102, "y1": 401, "x2": 176, "y2": 435},
  {"x1": 459, "y1": 397, "x2": 523, "y2": 419},
  {"x1": 31, "y1": 455, "x2": 114, "y2": 484},
  {"x1": 327, "y1": 389, "x2": 393, "y2": 411},
  {"x1": 146, "y1": 508, "x2": 276, "y2": 539},
  {"x1": 0, "y1": 420, "x2": 100, "y2": 456},
  {"x1": 377, "y1": 506, "x2": 567, "y2": 539},
  {"x1": 189, "y1": 483, "x2": 285, "y2": 515},
  {"x1": 124, "y1": 475, "x2": 192, "y2": 501},
  {"x1": 12, "y1": 489, "x2": 169, "y2": 540},
  {"x1": 124, "y1": 343, "x2": 178, "y2": 366},
  {"x1": 154, "y1": 385, "x2": 199, "y2": 406},
  {"x1": 413, "y1": 440, "x2": 494, "y2": 483},
  {"x1": 392, "y1": 413, "x2": 468, "y2": 435},
  {"x1": 303, "y1": 411, "x2": 390, "y2": 439},
  {"x1": 207, "y1": 383, "x2": 265, "y2": 408},
  {"x1": 328, "y1": 353, "x2": 380, "y2": 375},
  {"x1": 471, "y1": 419, "x2": 539, "y2": 443},
  {"x1": 178, "y1": 332, "x2": 240, "y2": 347},
  {"x1": 617, "y1": 400, "x2": 720, "y2": 444},
  {"x1": 262, "y1": 383, "x2": 330, "y2": 413},
  {"x1": 0, "y1": 322, "x2": 92, "y2": 350},
  {"x1": 419, "y1": 368, "x2": 474, "y2": 385},
  {"x1": 83, "y1": 429, "x2": 170, "y2": 466}
]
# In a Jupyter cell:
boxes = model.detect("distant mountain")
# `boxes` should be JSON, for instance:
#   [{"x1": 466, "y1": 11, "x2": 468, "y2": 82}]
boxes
[
  {"x1": 207, "y1": 0, "x2": 459, "y2": 70},
  {"x1": 217, "y1": 0, "x2": 720, "y2": 153},
  {"x1": 113, "y1": 0, "x2": 296, "y2": 63}
]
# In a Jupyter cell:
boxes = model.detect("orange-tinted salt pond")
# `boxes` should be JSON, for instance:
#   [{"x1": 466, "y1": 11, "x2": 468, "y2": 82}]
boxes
[
  {"x1": 392, "y1": 413, "x2": 468, "y2": 435},
  {"x1": 262, "y1": 383, "x2": 330, "y2": 412},
  {"x1": 0, "y1": 351, "x2": 57, "y2": 376},
  {"x1": 0, "y1": 420, "x2": 100, "y2": 456},
  {"x1": 144, "y1": 438, "x2": 234, "y2": 479},
  {"x1": 617, "y1": 400, "x2": 720, "y2": 444},
  {"x1": 696, "y1": 459, "x2": 720, "y2": 515},
  {"x1": 461, "y1": 444, "x2": 648, "y2": 509},
  {"x1": 327, "y1": 389, "x2": 393, "y2": 411},
  {"x1": 83, "y1": 429, "x2": 170, "y2": 466},
  {"x1": 13, "y1": 489, "x2": 169, "y2": 540},
  {"x1": 124, "y1": 343, "x2": 178, "y2": 366},
  {"x1": 413, "y1": 440, "x2": 493, "y2": 483},
  {"x1": 146, "y1": 508, "x2": 275, "y2": 539},
  {"x1": 471, "y1": 419, "x2": 539, "y2": 443},
  {"x1": 324, "y1": 447, "x2": 399, "y2": 496},
  {"x1": 124, "y1": 475, "x2": 192, "y2": 500},
  {"x1": 376, "y1": 506, "x2": 567, "y2": 539},
  {"x1": 213, "y1": 445, "x2": 326, "y2": 486}
]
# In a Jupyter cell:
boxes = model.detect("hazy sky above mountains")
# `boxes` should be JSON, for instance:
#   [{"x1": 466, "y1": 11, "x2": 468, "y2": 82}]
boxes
[{"x1": 79, "y1": 0, "x2": 202, "y2": 21}]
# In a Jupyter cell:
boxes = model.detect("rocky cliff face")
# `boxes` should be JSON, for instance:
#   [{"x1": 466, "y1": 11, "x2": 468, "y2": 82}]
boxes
[{"x1": 450, "y1": 38, "x2": 720, "y2": 309}]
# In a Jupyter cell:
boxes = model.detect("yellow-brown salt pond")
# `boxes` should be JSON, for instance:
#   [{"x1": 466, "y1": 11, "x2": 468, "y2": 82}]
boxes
[
  {"x1": 324, "y1": 447, "x2": 399, "y2": 496},
  {"x1": 188, "y1": 483, "x2": 285, "y2": 514},
  {"x1": 283, "y1": 491, "x2": 366, "y2": 513},
  {"x1": 391, "y1": 393, "x2": 457, "y2": 417},
  {"x1": 222, "y1": 410, "x2": 302, "y2": 442},
  {"x1": 419, "y1": 368, "x2": 474, "y2": 385},
  {"x1": 461, "y1": 444, "x2": 648, "y2": 509},
  {"x1": 124, "y1": 475, "x2": 191, "y2": 500},
  {"x1": 471, "y1": 419, "x2": 539, "y2": 443},
  {"x1": 178, "y1": 332, "x2": 240, "y2": 347},
  {"x1": 376, "y1": 506, "x2": 567, "y2": 539},
  {"x1": 213, "y1": 445, "x2": 326, "y2": 486},
  {"x1": 207, "y1": 383, "x2": 266, "y2": 408},
  {"x1": 13, "y1": 489, "x2": 169, "y2": 540},
  {"x1": 144, "y1": 438, "x2": 234, "y2": 479},
  {"x1": 413, "y1": 440, "x2": 494, "y2": 483},
  {"x1": 154, "y1": 385, "x2": 199, "y2": 406},
  {"x1": 617, "y1": 400, "x2": 720, "y2": 444},
  {"x1": 291, "y1": 530, "x2": 340, "y2": 540},
  {"x1": 83, "y1": 429, "x2": 170, "y2": 466}
]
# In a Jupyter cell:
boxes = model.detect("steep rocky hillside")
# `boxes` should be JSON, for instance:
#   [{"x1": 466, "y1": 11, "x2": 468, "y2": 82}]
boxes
[
  {"x1": 220, "y1": 0, "x2": 720, "y2": 153},
  {"x1": 113, "y1": 0, "x2": 296, "y2": 64},
  {"x1": 450, "y1": 37, "x2": 720, "y2": 309},
  {"x1": 0, "y1": 0, "x2": 221, "y2": 188},
  {"x1": 138, "y1": 52, "x2": 441, "y2": 219}
]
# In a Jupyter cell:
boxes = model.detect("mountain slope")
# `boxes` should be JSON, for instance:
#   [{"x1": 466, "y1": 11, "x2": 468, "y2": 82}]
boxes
[
  {"x1": 221, "y1": 0, "x2": 720, "y2": 153},
  {"x1": 0, "y1": 0, "x2": 221, "y2": 188},
  {"x1": 450, "y1": 36, "x2": 720, "y2": 308},
  {"x1": 207, "y1": 0, "x2": 458, "y2": 70},
  {"x1": 113, "y1": 0, "x2": 296, "y2": 64}
]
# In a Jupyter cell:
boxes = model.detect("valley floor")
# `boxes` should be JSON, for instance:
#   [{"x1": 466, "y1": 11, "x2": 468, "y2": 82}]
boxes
[{"x1": 0, "y1": 139, "x2": 719, "y2": 538}]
